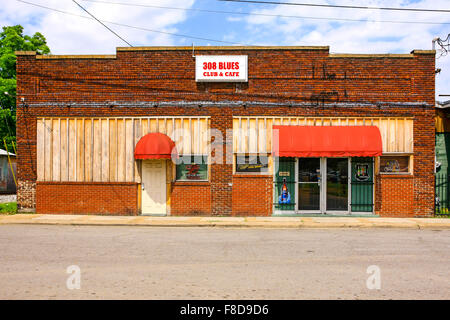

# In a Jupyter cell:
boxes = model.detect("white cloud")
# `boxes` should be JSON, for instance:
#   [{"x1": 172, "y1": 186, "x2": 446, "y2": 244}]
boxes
[
  {"x1": 1, "y1": 0, "x2": 195, "y2": 54},
  {"x1": 239, "y1": 0, "x2": 450, "y2": 97},
  {"x1": 1, "y1": 0, "x2": 449, "y2": 97}
]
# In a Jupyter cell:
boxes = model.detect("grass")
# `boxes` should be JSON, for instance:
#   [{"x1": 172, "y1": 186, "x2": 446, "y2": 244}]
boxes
[
  {"x1": 435, "y1": 214, "x2": 450, "y2": 219},
  {"x1": 0, "y1": 202, "x2": 17, "y2": 215},
  {"x1": 435, "y1": 207, "x2": 450, "y2": 218}
]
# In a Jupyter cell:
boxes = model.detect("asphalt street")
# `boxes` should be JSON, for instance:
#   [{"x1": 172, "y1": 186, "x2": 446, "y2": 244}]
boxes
[{"x1": 0, "y1": 225, "x2": 448, "y2": 299}]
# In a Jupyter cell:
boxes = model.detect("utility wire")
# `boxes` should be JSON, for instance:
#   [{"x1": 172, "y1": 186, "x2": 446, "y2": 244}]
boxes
[
  {"x1": 220, "y1": 0, "x2": 450, "y2": 13},
  {"x1": 71, "y1": 0, "x2": 133, "y2": 46},
  {"x1": 80, "y1": 0, "x2": 450, "y2": 25},
  {"x1": 16, "y1": 0, "x2": 251, "y2": 45}
]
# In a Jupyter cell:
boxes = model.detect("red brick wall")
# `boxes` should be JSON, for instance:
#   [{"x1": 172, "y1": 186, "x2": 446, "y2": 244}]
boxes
[
  {"x1": 16, "y1": 47, "x2": 436, "y2": 217},
  {"x1": 36, "y1": 182, "x2": 138, "y2": 215},
  {"x1": 232, "y1": 175, "x2": 273, "y2": 216},
  {"x1": 170, "y1": 182, "x2": 211, "y2": 216},
  {"x1": 377, "y1": 176, "x2": 414, "y2": 217}
]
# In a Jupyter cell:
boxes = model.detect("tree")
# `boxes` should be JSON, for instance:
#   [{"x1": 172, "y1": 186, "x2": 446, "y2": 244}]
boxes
[{"x1": 0, "y1": 25, "x2": 50, "y2": 152}]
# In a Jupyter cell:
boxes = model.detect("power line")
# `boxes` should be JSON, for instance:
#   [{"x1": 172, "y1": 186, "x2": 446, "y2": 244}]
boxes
[
  {"x1": 16, "y1": 0, "x2": 251, "y2": 46},
  {"x1": 80, "y1": 0, "x2": 450, "y2": 25},
  {"x1": 220, "y1": 0, "x2": 450, "y2": 13},
  {"x1": 71, "y1": 0, "x2": 133, "y2": 47}
]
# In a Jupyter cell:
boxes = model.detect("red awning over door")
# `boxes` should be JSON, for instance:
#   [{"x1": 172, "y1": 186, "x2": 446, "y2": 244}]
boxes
[
  {"x1": 273, "y1": 126, "x2": 383, "y2": 158},
  {"x1": 134, "y1": 132, "x2": 177, "y2": 160}
]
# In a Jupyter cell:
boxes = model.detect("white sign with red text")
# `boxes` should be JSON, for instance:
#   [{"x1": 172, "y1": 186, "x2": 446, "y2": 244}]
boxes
[{"x1": 195, "y1": 55, "x2": 248, "y2": 82}]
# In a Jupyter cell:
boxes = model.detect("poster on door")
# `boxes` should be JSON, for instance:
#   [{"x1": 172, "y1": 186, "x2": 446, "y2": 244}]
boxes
[
  {"x1": 355, "y1": 163, "x2": 370, "y2": 182},
  {"x1": 278, "y1": 178, "x2": 292, "y2": 204}
]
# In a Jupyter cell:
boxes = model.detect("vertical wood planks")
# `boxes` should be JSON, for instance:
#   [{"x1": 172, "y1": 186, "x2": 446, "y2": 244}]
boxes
[
  {"x1": 134, "y1": 119, "x2": 141, "y2": 183},
  {"x1": 117, "y1": 119, "x2": 126, "y2": 182},
  {"x1": 109, "y1": 119, "x2": 117, "y2": 182},
  {"x1": 36, "y1": 116, "x2": 211, "y2": 182},
  {"x1": 174, "y1": 118, "x2": 182, "y2": 155},
  {"x1": 93, "y1": 119, "x2": 102, "y2": 182},
  {"x1": 379, "y1": 118, "x2": 388, "y2": 153},
  {"x1": 60, "y1": 119, "x2": 68, "y2": 181},
  {"x1": 258, "y1": 118, "x2": 266, "y2": 154},
  {"x1": 388, "y1": 118, "x2": 396, "y2": 153},
  {"x1": 101, "y1": 119, "x2": 109, "y2": 182},
  {"x1": 36, "y1": 119, "x2": 45, "y2": 181},
  {"x1": 37, "y1": 116, "x2": 412, "y2": 183},
  {"x1": 44, "y1": 119, "x2": 52, "y2": 181},
  {"x1": 249, "y1": 118, "x2": 257, "y2": 154},
  {"x1": 182, "y1": 119, "x2": 191, "y2": 155},
  {"x1": 266, "y1": 118, "x2": 272, "y2": 154},
  {"x1": 192, "y1": 118, "x2": 199, "y2": 155},
  {"x1": 241, "y1": 118, "x2": 248, "y2": 154},
  {"x1": 77, "y1": 119, "x2": 85, "y2": 182},
  {"x1": 404, "y1": 119, "x2": 413, "y2": 153},
  {"x1": 233, "y1": 116, "x2": 414, "y2": 156},
  {"x1": 84, "y1": 119, "x2": 92, "y2": 182},
  {"x1": 125, "y1": 119, "x2": 134, "y2": 182},
  {"x1": 201, "y1": 118, "x2": 208, "y2": 155},
  {"x1": 51, "y1": 119, "x2": 60, "y2": 181},
  {"x1": 68, "y1": 119, "x2": 77, "y2": 181}
]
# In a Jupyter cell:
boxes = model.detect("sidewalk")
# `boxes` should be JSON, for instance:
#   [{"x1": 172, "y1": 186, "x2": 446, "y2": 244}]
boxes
[{"x1": 0, "y1": 214, "x2": 449, "y2": 229}]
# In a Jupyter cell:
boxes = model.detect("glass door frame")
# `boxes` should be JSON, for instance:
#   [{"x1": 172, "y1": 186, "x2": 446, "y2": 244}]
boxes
[
  {"x1": 296, "y1": 157, "x2": 322, "y2": 215},
  {"x1": 295, "y1": 157, "x2": 351, "y2": 215},
  {"x1": 323, "y1": 157, "x2": 351, "y2": 215}
]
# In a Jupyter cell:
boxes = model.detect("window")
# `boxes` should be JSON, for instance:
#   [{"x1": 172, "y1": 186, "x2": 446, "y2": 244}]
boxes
[
  {"x1": 235, "y1": 155, "x2": 269, "y2": 173},
  {"x1": 379, "y1": 155, "x2": 411, "y2": 174},
  {"x1": 176, "y1": 155, "x2": 208, "y2": 181}
]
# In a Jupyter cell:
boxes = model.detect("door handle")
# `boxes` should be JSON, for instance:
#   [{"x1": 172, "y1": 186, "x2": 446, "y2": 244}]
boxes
[{"x1": 142, "y1": 183, "x2": 145, "y2": 190}]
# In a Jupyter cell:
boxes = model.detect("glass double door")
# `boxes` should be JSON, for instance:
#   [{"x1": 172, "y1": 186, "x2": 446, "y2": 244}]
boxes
[{"x1": 298, "y1": 158, "x2": 349, "y2": 214}]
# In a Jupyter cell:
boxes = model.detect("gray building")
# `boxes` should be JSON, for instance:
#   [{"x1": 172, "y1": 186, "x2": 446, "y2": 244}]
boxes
[{"x1": 0, "y1": 149, "x2": 17, "y2": 194}]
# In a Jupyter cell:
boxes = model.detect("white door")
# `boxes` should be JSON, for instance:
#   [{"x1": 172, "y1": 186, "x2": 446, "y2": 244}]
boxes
[{"x1": 141, "y1": 160, "x2": 167, "y2": 215}]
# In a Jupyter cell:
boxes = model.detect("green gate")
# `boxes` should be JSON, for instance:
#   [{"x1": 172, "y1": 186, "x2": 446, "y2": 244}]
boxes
[
  {"x1": 351, "y1": 158, "x2": 374, "y2": 213},
  {"x1": 435, "y1": 133, "x2": 450, "y2": 216},
  {"x1": 274, "y1": 157, "x2": 296, "y2": 211}
]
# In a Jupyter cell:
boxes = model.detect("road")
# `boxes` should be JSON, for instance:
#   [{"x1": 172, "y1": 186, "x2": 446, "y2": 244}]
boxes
[{"x1": 0, "y1": 225, "x2": 448, "y2": 300}]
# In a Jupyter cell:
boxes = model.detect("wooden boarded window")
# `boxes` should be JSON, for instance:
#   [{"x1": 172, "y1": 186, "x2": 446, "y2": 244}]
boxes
[
  {"x1": 36, "y1": 117, "x2": 210, "y2": 182},
  {"x1": 232, "y1": 117, "x2": 413, "y2": 175},
  {"x1": 233, "y1": 117, "x2": 413, "y2": 155}
]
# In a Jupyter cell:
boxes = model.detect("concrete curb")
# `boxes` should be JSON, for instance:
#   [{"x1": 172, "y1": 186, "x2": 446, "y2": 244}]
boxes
[{"x1": 0, "y1": 214, "x2": 449, "y2": 229}]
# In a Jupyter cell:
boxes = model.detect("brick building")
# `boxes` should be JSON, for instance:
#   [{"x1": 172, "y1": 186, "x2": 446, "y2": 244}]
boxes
[{"x1": 15, "y1": 46, "x2": 436, "y2": 217}]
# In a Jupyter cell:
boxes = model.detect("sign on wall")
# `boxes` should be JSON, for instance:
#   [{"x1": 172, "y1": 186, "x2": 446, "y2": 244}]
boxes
[
  {"x1": 176, "y1": 163, "x2": 208, "y2": 181},
  {"x1": 236, "y1": 155, "x2": 268, "y2": 173},
  {"x1": 195, "y1": 55, "x2": 248, "y2": 82}
]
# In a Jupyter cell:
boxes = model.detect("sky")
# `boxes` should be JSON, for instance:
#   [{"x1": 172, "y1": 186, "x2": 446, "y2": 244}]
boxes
[{"x1": 2, "y1": 0, "x2": 449, "y2": 99}]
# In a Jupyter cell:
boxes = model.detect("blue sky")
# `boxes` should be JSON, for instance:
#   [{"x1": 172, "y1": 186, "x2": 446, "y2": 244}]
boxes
[{"x1": 2, "y1": 0, "x2": 449, "y2": 98}]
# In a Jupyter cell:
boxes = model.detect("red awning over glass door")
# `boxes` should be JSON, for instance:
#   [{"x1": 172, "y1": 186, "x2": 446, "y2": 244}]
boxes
[{"x1": 272, "y1": 126, "x2": 383, "y2": 158}]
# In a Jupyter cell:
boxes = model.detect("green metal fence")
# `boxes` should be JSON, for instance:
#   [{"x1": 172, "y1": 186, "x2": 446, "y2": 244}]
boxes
[{"x1": 435, "y1": 174, "x2": 450, "y2": 216}]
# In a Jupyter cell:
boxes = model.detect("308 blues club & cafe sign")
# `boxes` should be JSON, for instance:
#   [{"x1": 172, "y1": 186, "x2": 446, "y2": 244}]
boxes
[{"x1": 195, "y1": 55, "x2": 248, "y2": 82}]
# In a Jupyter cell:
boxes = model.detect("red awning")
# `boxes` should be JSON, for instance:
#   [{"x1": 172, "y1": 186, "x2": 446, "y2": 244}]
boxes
[
  {"x1": 273, "y1": 126, "x2": 382, "y2": 158},
  {"x1": 134, "y1": 132, "x2": 177, "y2": 160}
]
